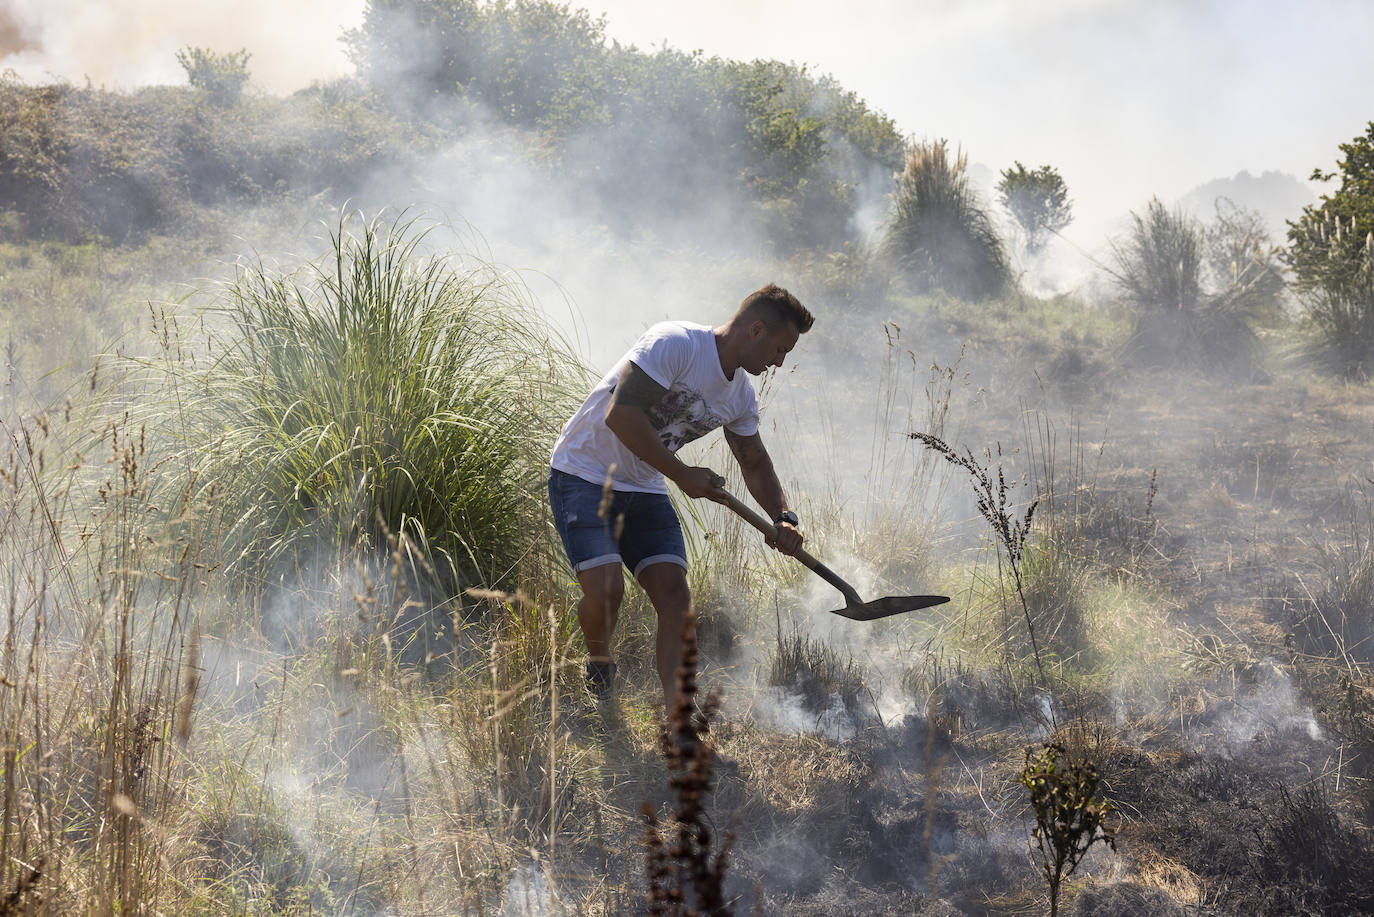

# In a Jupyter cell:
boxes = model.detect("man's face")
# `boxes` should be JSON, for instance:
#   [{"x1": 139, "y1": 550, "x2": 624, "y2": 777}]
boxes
[{"x1": 744, "y1": 321, "x2": 800, "y2": 375}]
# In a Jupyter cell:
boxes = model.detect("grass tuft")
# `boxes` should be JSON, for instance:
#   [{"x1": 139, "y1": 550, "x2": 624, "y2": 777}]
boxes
[
  {"x1": 179, "y1": 209, "x2": 586, "y2": 607},
  {"x1": 1110, "y1": 197, "x2": 1264, "y2": 373},
  {"x1": 883, "y1": 139, "x2": 1009, "y2": 301}
]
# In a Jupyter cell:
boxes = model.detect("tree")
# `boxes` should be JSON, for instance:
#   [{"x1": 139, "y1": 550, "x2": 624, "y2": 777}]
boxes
[
  {"x1": 175, "y1": 47, "x2": 251, "y2": 107},
  {"x1": 1286, "y1": 121, "x2": 1374, "y2": 377},
  {"x1": 996, "y1": 161, "x2": 1072, "y2": 254}
]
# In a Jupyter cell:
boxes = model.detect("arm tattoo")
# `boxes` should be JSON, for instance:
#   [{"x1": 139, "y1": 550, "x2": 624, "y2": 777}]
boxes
[
  {"x1": 725, "y1": 430, "x2": 768, "y2": 469},
  {"x1": 609, "y1": 361, "x2": 668, "y2": 413}
]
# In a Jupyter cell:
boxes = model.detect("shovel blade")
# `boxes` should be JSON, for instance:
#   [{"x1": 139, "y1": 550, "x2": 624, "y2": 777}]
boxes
[{"x1": 828, "y1": 594, "x2": 950, "y2": 621}]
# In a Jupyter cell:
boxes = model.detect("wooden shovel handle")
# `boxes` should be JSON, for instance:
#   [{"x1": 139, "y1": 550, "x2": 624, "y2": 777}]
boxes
[
  {"x1": 716, "y1": 491, "x2": 864, "y2": 607},
  {"x1": 716, "y1": 492, "x2": 815, "y2": 564}
]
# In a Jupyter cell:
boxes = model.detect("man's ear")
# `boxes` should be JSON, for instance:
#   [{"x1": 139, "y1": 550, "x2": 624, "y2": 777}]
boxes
[{"x1": 748, "y1": 319, "x2": 769, "y2": 339}]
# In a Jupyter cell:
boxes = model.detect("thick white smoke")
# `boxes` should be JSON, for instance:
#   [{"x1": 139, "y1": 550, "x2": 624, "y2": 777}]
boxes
[{"x1": 0, "y1": 0, "x2": 363, "y2": 91}]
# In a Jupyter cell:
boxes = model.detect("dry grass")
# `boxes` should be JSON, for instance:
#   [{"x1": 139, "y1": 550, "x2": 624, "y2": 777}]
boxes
[{"x1": 6, "y1": 210, "x2": 1374, "y2": 915}]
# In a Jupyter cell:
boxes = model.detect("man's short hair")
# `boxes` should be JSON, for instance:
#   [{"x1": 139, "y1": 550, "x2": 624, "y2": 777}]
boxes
[{"x1": 737, "y1": 283, "x2": 814, "y2": 333}]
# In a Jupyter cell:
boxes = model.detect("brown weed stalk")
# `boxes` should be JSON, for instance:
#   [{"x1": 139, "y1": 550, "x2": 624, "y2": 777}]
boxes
[
  {"x1": 643, "y1": 610, "x2": 734, "y2": 916},
  {"x1": 910, "y1": 432, "x2": 1046, "y2": 684}
]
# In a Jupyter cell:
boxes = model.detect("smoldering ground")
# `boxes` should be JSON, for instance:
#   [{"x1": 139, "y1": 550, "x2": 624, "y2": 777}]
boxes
[{"x1": 3, "y1": 4, "x2": 1374, "y2": 915}]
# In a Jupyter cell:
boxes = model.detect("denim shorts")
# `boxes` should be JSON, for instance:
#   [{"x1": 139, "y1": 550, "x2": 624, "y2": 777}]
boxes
[{"x1": 547, "y1": 468, "x2": 687, "y2": 578}]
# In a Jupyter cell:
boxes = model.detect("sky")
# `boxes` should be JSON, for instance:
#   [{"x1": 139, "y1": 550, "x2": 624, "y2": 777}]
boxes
[{"x1": 2, "y1": 0, "x2": 1369, "y2": 243}]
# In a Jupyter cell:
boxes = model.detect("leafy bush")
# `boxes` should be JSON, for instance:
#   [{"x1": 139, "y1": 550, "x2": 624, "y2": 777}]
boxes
[
  {"x1": 0, "y1": 70, "x2": 423, "y2": 243},
  {"x1": 883, "y1": 139, "x2": 1009, "y2": 300},
  {"x1": 1286, "y1": 121, "x2": 1374, "y2": 377},
  {"x1": 346, "y1": 0, "x2": 903, "y2": 252},
  {"x1": 186, "y1": 211, "x2": 585, "y2": 599},
  {"x1": 0, "y1": 77, "x2": 190, "y2": 241},
  {"x1": 176, "y1": 47, "x2": 252, "y2": 107},
  {"x1": 1293, "y1": 221, "x2": 1374, "y2": 377},
  {"x1": 345, "y1": 0, "x2": 609, "y2": 127},
  {"x1": 3, "y1": 3, "x2": 905, "y2": 254}
]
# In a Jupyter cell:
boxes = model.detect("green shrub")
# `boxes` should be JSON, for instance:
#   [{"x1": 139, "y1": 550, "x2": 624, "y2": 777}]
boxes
[
  {"x1": 1286, "y1": 121, "x2": 1374, "y2": 377},
  {"x1": 345, "y1": 0, "x2": 609, "y2": 127},
  {"x1": 883, "y1": 139, "x2": 1009, "y2": 300},
  {"x1": 346, "y1": 1, "x2": 903, "y2": 252},
  {"x1": 1112, "y1": 197, "x2": 1202, "y2": 316},
  {"x1": 184, "y1": 211, "x2": 585, "y2": 599},
  {"x1": 176, "y1": 47, "x2": 253, "y2": 107},
  {"x1": 0, "y1": 74, "x2": 422, "y2": 243},
  {"x1": 1020, "y1": 740, "x2": 1116, "y2": 917},
  {"x1": 0, "y1": 77, "x2": 189, "y2": 242}
]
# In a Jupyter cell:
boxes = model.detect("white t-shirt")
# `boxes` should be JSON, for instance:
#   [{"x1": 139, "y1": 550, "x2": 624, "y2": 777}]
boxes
[{"x1": 551, "y1": 321, "x2": 760, "y2": 493}]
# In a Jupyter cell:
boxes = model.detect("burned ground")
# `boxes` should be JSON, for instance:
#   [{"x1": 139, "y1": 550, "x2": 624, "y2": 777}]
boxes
[{"x1": 569, "y1": 356, "x2": 1374, "y2": 916}]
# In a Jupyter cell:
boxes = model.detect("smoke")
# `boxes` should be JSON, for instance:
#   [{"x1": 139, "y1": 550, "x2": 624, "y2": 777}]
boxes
[
  {"x1": 1175, "y1": 169, "x2": 1317, "y2": 242},
  {"x1": 0, "y1": 7, "x2": 37, "y2": 57},
  {"x1": 355, "y1": 138, "x2": 772, "y2": 370},
  {"x1": 1215, "y1": 664, "x2": 1324, "y2": 756},
  {"x1": 749, "y1": 686, "x2": 861, "y2": 741},
  {"x1": 8, "y1": 4, "x2": 1372, "y2": 913},
  {"x1": 0, "y1": 0, "x2": 363, "y2": 90},
  {"x1": 498, "y1": 861, "x2": 557, "y2": 917}
]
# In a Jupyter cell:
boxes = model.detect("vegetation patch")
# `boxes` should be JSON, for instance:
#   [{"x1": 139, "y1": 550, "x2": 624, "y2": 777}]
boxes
[{"x1": 173, "y1": 211, "x2": 585, "y2": 613}]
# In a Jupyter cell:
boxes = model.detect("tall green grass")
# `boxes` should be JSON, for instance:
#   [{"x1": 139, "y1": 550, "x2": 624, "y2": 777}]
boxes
[
  {"x1": 1111, "y1": 197, "x2": 1263, "y2": 371},
  {"x1": 883, "y1": 139, "x2": 1008, "y2": 300},
  {"x1": 183, "y1": 211, "x2": 586, "y2": 605},
  {"x1": 1111, "y1": 198, "x2": 1203, "y2": 318}
]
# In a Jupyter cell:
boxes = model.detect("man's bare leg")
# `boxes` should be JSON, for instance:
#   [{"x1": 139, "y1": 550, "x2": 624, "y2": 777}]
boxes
[
  {"x1": 576, "y1": 563, "x2": 624, "y2": 695},
  {"x1": 637, "y1": 562, "x2": 692, "y2": 710}
]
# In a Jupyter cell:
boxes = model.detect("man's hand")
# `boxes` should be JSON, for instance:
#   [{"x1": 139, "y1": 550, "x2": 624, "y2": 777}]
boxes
[
  {"x1": 676, "y1": 466, "x2": 729, "y2": 503},
  {"x1": 768, "y1": 520, "x2": 804, "y2": 556},
  {"x1": 724, "y1": 429, "x2": 804, "y2": 556}
]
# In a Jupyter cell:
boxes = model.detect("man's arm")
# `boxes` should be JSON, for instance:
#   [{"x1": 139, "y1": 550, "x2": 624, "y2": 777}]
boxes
[
  {"x1": 603, "y1": 361, "x2": 726, "y2": 501},
  {"x1": 724, "y1": 429, "x2": 803, "y2": 556}
]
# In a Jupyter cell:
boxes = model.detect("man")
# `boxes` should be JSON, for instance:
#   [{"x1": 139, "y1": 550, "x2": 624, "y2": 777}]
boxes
[{"x1": 548, "y1": 283, "x2": 813, "y2": 708}]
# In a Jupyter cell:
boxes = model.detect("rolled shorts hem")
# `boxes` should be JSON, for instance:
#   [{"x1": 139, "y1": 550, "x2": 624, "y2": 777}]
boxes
[
  {"x1": 572, "y1": 553, "x2": 623, "y2": 573},
  {"x1": 633, "y1": 554, "x2": 689, "y2": 579}
]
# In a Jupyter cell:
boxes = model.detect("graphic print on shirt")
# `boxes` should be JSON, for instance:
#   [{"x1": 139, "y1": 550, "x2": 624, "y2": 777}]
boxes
[{"x1": 648, "y1": 386, "x2": 726, "y2": 452}]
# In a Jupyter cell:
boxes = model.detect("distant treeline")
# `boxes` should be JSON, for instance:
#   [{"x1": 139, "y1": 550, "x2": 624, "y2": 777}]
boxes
[{"x1": 0, "y1": 0, "x2": 904, "y2": 250}]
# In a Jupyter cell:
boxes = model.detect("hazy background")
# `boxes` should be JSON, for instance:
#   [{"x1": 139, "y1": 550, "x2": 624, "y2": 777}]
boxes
[{"x1": 4, "y1": 0, "x2": 1371, "y2": 244}]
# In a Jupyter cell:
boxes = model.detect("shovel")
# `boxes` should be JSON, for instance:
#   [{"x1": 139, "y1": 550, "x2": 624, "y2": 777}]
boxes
[{"x1": 718, "y1": 491, "x2": 950, "y2": 621}]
